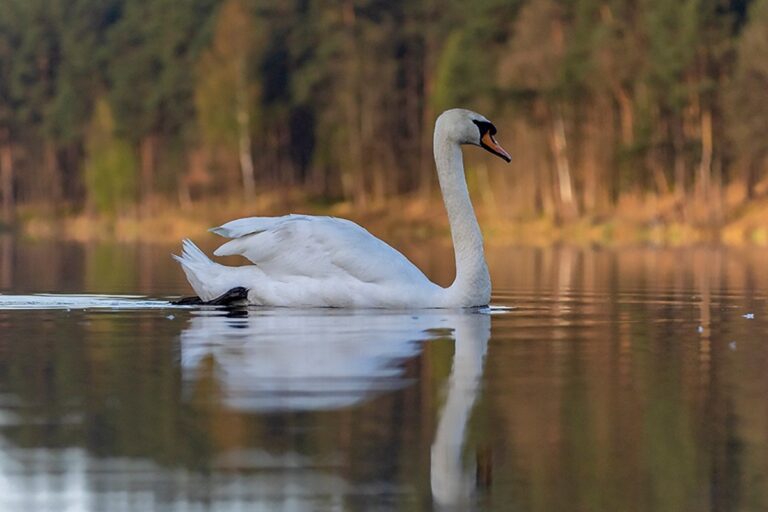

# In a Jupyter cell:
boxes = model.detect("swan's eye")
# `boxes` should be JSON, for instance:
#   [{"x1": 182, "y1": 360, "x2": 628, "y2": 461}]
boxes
[
  {"x1": 473, "y1": 119, "x2": 511, "y2": 162},
  {"x1": 472, "y1": 120, "x2": 497, "y2": 138}
]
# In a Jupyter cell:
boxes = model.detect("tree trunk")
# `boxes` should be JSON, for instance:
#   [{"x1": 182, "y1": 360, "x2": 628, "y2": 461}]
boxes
[
  {"x1": 672, "y1": 117, "x2": 688, "y2": 220},
  {"x1": 648, "y1": 152, "x2": 670, "y2": 197},
  {"x1": 0, "y1": 130, "x2": 14, "y2": 223},
  {"x1": 746, "y1": 160, "x2": 759, "y2": 200},
  {"x1": 235, "y1": 73, "x2": 256, "y2": 199},
  {"x1": 582, "y1": 106, "x2": 604, "y2": 213},
  {"x1": 711, "y1": 156, "x2": 723, "y2": 226},
  {"x1": 0, "y1": 233, "x2": 11, "y2": 290},
  {"x1": 140, "y1": 134, "x2": 157, "y2": 208},
  {"x1": 673, "y1": 119, "x2": 686, "y2": 199},
  {"x1": 419, "y1": 4, "x2": 437, "y2": 201},
  {"x1": 549, "y1": 108, "x2": 578, "y2": 220},
  {"x1": 616, "y1": 87, "x2": 634, "y2": 146},
  {"x1": 44, "y1": 141, "x2": 62, "y2": 206},
  {"x1": 697, "y1": 107, "x2": 713, "y2": 201}
]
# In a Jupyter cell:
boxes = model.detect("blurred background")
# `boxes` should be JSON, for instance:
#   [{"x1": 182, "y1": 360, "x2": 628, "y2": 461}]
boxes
[
  {"x1": 5, "y1": 3, "x2": 768, "y2": 510},
  {"x1": 1, "y1": 0, "x2": 767, "y2": 244}
]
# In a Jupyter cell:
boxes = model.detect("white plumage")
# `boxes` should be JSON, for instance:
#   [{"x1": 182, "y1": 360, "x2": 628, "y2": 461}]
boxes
[{"x1": 174, "y1": 108, "x2": 510, "y2": 308}]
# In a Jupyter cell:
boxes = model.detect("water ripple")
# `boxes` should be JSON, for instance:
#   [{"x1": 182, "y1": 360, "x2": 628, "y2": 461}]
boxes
[{"x1": 0, "y1": 294, "x2": 174, "y2": 310}]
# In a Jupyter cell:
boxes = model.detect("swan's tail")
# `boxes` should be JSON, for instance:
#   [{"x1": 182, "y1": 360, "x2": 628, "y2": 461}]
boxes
[{"x1": 173, "y1": 239, "x2": 237, "y2": 302}]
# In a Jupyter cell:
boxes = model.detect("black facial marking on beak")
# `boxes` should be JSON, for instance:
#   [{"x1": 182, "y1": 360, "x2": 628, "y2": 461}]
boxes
[
  {"x1": 473, "y1": 120, "x2": 511, "y2": 163},
  {"x1": 472, "y1": 120, "x2": 496, "y2": 137}
]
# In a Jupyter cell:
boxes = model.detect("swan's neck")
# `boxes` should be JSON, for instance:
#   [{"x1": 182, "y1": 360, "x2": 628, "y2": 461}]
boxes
[{"x1": 434, "y1": 130, "x2": 491, "y2": 306}]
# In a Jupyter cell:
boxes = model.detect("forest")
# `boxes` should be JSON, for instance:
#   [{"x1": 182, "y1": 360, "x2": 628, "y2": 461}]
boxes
[{"x1": 0, "y1": 0, "x2": 767, "y2": 237}]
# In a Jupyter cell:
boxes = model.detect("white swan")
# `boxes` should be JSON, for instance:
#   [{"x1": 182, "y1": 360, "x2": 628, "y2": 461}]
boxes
[{"x1": 174, "y1": 108, "x2": 510, "y2": 307}]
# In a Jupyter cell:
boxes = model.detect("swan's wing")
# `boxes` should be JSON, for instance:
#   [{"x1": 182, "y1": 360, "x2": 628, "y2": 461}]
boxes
[
  {"x1": 211, "y1": 215, "x2": 430, "y2": 284},
  {"x1": 210, "y1": 214, "x2": 308, "y2": 239}
]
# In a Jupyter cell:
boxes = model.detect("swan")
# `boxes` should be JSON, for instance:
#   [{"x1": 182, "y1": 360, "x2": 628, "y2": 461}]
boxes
[{"x1": 174, "y1": 108, "x2": 510, "y2": 307}]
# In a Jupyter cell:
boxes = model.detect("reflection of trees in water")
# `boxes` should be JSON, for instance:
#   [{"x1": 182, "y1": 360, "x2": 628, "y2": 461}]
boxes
[
  {"x1": 0, "y1": 235, "x2": 12, "y2": 289},
  {"x1": 2, "y1": 244, "x2": 768, "y2": 510},
  {"x1": 0, "y1": 308, "x2": 491, "y2": 510},
  {"x1": 484, "y1": 248, "x2": 756, "y2": 512},
  {"x1": 7, "y1": 239, "x2": 768, "y2": 299}
]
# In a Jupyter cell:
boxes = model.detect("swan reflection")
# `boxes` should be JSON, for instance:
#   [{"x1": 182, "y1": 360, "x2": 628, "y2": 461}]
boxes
[
  {"x1": 431, "y1": 311, "x2": 490, "y2": 508},
  {"x1": 180, "y1": 308, "x2": 491, "y2": 506},
  {"x1": 181, "y1": 309, "x2": 431, "y2": 411}
]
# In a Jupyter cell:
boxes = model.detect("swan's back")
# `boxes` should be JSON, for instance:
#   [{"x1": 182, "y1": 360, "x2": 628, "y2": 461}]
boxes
[{"x1": 213, "y1": 215, "x2": 425, "y2": 282}]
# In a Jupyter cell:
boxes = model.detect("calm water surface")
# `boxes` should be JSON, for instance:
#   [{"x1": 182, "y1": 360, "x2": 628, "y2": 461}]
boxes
[{"x1": 1, "y1": 236, "x2": 768, "y2": 511}]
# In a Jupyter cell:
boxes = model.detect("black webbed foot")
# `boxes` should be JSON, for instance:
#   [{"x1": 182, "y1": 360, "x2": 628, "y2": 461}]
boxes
[
  {"x1": 172, "y1": 286, "x2": 249, "y2": 307},
  {"x1": 172, "y1": 295, "x2": 204, "y2": 305},
  {"x1": 207, "y1": 287, "x2": 249, "y2": 306}
]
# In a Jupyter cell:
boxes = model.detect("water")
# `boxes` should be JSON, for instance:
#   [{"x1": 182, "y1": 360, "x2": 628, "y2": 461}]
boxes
[{"x1": 2, "y1": 236, "x2": 768, "y2": 511}]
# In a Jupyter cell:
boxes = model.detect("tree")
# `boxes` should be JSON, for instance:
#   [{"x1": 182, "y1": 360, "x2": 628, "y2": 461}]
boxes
[
  {"x1": 0, "y1": 0, "x2": 765, "y2": 226},
  {"x1": 107, "y1": 0, "x2": 216, "y2": 204},
  {"x1": 8, "y1": 0, "x2": 65, "y2": 205},
  {"x1": 729, "y1": 0, "x2": 768, "y2": 198},
  {"x1": 195, "y1": 0, "x2": 266, "y2": 199},
  {"x1": 643, "y1": 0, "x2": 701, "y2": 200},
  {"x1": 0, "y1": 0, "x2": 21, "y2": 221},
  {"x1": 500, "y1": 0, "x2": 580, "y2": 220},
  {"x1": 84, "y1": 98, "x2": 137, "y2": 214}
]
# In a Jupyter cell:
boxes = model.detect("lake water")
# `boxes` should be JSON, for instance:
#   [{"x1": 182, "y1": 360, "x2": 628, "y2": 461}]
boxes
[{"x1": 1, "y1": 235, "x2": 768, "y2": 511}]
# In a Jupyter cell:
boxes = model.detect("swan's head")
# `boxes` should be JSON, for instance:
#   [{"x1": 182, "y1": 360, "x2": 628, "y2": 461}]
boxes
[{"x1": 436, "y1": 108, "x2": 511, "y2": 163}]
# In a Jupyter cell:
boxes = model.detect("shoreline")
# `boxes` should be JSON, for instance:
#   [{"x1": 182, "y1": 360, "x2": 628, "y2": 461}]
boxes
[{"x1": 5, "y1": 191, "x2": 768, "y2": 247}]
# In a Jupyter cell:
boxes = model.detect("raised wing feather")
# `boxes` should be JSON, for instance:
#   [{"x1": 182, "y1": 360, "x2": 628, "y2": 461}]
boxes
[
  {"x1": 210, "y1": 214, "x2": 307, "y2": 238},
  {"x1": 211, "y1": 215, "x2": 430, "y2": 285}
]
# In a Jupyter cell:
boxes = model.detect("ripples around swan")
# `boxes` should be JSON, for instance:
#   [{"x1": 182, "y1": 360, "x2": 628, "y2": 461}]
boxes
[{"x1": 2, "y1": 243, "x2": 768, "y2": 511}]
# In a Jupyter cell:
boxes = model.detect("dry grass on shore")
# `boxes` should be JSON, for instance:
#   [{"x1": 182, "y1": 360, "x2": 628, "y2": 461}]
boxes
[{"x1": 10, "y1": 184, "x2": 768, "y2": 247}]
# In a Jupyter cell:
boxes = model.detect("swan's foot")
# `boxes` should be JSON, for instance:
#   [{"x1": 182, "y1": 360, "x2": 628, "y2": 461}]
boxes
[
  {"x1": 172, "y1": 295, "x2": 204, "y2": 305},
  {"x1": 172, "y1": 287, "x2": 249, "y2": 306}
]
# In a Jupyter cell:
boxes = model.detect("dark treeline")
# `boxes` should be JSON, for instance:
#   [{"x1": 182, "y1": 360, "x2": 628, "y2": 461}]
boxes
[{"x1": 1, "y1": 0, "x2": 767, "y2": 222}]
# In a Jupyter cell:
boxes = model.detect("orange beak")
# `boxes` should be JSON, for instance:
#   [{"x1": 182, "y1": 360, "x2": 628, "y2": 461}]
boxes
[{"x1": 480, "y1": 132, "x2": 511, "y2": 163}]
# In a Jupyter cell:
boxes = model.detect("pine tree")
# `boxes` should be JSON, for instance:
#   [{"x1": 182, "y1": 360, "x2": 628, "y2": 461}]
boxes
[
  {"x1": 84, "y1": 98, "x2": 138, "y2": 214},
  {"x1": 729, "y1": 0, "x2": 768, "y2": 198},
  {"x1": 195, "y1": 0, "x2": 266, "y2": 199}
]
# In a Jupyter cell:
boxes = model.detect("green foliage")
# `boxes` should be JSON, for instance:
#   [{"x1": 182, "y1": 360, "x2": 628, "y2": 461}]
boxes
[
  {"x1": 644, "y1": 0, "x2": 701, "y2": 110},
  {"x1": 435, "y1": 0, "x2": 519, "y2": 110},
  {"x1": 433, "y1": 30, "x2": 485, "y2": 111},
  {"x1": 729, "y1": 0, "x2": 768, "y2": 163},
  {"x1": 0, "y1": 0, "x2": 764, "y2": 214},
  {"x1": 195, "y1": 0, "x2": 265, "y2": 150},
  {"x1": 6, "y1": 0, "x2": 60, "y2": 132},
  {"x1": 0, "y1": 1, "x2": 21, "y2": 129},
  {"x1": 47, "y1": 0, "x2": 121, "y2": 143},
  {"x1": 106, "y1": 0, "x2": 217, "y2": 141},
  {"x1": 84, "y1": 99, "x2": 138, "y2": 213}
]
